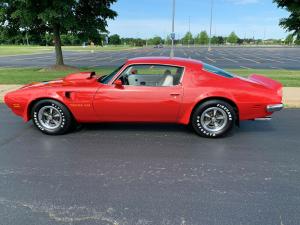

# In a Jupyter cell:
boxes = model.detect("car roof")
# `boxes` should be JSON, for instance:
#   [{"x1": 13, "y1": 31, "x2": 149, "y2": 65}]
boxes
[{"x1": 126, "y1": 57, "x2": 203, "y2": 68}]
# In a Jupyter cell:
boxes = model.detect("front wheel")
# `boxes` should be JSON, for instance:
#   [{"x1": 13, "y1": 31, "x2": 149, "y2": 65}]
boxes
[
  {"x1": 191, "y1": 100, "x2": 236, "y2": 138},
  {"x1": 31, "y1": 99, "x2": 74, "y2": 135}
]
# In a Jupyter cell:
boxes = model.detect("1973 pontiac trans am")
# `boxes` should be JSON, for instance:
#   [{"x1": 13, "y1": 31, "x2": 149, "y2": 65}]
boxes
[{"x1": 4, "y1": 57, "x2": 283, "y2": 137}]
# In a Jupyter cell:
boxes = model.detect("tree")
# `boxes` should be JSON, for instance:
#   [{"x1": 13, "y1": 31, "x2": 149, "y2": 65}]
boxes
[
  {"x1": 0, "y1": 0, "x2": 117, "y2": 66},
  {"x1": 148, "y1": 36, "x2": 164, "y2": 45},
  {"x1": 216, "y1": 36, "x2": 225, "y2": 45},
  {"x1": 165, "y1": 35, "x2": 172, "y2": 45},
  {"x1": 109, "y1": 34, "x2": 121, "y2": 45},
  {"x1": 210, "y1": 36, "x2": 218, "y2": 45},
  {"x1": 195, "y1": 31, "x2": 209, "y2": 45},
  {"x1": 182, "y1": 32, "x2": 194, "y2": 45},
  {"x1": 134, "y1": 38, "x2": 146, "y2": 47},
  {"x1": 285, "y1": 34, "x2": 294, "y2": 45},
  {"x1": 273, "y1": 0, "x2": 300, "y2": 36},
  {"x1": 227, "y1": 32, "x2": 239, "y2": 44},
  {"x1": 295, "y1": 35, "x2": 300, "y2": 45}
]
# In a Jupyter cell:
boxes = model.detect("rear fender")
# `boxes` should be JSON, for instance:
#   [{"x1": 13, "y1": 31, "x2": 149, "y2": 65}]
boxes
[
  {"x1": 178, "y1": 91, "x2": 237, "y2": 125},
  {"x1": 249, "y1": 74, "x2": 282, "y2": 99}
]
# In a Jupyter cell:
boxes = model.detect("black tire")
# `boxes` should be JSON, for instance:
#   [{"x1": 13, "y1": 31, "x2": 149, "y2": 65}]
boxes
[
  {"x1": 31, "y1": 99, "x2": 74, "y2": 135},
  {"x1": 191, "y1": 100, "x2": 236, "y2": 138}
]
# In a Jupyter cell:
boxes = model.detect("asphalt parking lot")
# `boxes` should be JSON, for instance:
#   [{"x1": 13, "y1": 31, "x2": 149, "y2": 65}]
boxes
[
  {"x1": 0, "y1": 104, "x2": 300, "y2": 225},
  {"x1": 1, "y1": 46, "x2": 300, "y2": 69}
]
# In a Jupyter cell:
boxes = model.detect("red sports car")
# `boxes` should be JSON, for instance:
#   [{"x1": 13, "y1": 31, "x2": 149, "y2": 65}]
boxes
[{"x1": 4, "y1": 57, "x2": 283, "y2": 137}]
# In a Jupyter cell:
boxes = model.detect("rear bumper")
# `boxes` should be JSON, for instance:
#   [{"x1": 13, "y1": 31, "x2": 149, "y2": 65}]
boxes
[{"x1": 267, "y1": 103, "x2": 284, "y2": 112}]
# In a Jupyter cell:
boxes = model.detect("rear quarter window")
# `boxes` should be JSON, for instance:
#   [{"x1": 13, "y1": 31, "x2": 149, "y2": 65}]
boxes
[{"x1": 203, "y1": 63, "x2": 234, "y2": 78}]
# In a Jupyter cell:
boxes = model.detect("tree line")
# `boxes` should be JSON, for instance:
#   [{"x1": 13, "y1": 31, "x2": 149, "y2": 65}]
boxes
[
  {"x1": 1, "y1": 29, "x2": 299, "y2": 47},
  {"x1": 0, "y1": 0, "x2": 299, "y2": 66}
]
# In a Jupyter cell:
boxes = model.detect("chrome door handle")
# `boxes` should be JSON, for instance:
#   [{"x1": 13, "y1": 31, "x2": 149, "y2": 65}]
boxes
[{"x1": 170, "y1": 93, "x2": 180, "y2": 96}]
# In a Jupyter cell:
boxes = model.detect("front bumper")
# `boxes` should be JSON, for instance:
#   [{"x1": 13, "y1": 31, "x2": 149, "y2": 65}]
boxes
[{"x1": 267, "y1": 103, "x2": 284, "y2": 112}]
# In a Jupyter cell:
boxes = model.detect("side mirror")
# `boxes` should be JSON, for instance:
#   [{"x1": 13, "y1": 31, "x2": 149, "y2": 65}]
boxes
[{"x1": 114, "y1": 79, "x2": 123, "y2": 87}]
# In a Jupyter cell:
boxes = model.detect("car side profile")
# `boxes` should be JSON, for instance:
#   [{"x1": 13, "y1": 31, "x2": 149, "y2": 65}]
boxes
[{"x1": 4, "y1": 57, "x2": 283, "y2": 137}]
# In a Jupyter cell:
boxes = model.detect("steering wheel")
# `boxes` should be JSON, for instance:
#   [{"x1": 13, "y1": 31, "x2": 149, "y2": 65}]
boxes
[{"x1": 121, "y1": 75, "x2": 129, "y2": 85}]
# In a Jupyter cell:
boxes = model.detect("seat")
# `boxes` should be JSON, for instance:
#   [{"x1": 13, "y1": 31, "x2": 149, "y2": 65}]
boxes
[{"x1": 161, "y1": 75, "x2": 174, "y2": 86}]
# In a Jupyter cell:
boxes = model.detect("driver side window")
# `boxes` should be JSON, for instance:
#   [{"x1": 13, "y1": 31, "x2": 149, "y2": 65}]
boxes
[{"x1": 118, "y1": 64, "x2": 183, "y2": 87}]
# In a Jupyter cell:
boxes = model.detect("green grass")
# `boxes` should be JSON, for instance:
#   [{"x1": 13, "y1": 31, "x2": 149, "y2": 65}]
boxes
[
  {"x1": 228, "y1": 69, "x2": 300, "y2": 87},
  {"x1": 0, "y1": 67, "x2": 114, "y2": 84},
  {"x1": 62, "y1": 45, "x2": 138, "y2": 52},
  {"x1": 0, "y1": 45, "x2": 53, "y2": 56},
  {"x1": 0, "y1": 67, "x2": 299, "y2": 86},
  {"x1": 0, "y1": 45, "x2": 138, "y2": 56}
]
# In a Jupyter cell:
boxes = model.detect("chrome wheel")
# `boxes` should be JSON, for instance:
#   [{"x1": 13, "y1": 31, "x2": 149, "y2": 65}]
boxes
[
  {"x1": 200, "y1": 107, "x2": 228, "y2": 132},
  {"x1": 38, "y1": 106, "x2": 62, "y2": 130}
]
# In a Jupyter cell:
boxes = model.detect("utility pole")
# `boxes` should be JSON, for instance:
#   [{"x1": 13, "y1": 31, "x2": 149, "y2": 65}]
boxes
[
  {"x1": 208, "y1": 0, "x2": 214, "y2": 51},
  {"x1": 188, "y1": 16, "x2": 191, "y2": 48},
  {"x1": 170, "y1": 0, "x2": 176, "y2": 57},
  {"x1": 25, "y1": 28, "x2": 29, "y2": 46}
]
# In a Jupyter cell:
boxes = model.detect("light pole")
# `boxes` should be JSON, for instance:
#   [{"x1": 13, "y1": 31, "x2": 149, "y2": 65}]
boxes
[
  {"x1": 188, "y1": 16, "x2": 191, "y2": 48},
  {"x1": 170, "y1": 0, "x2": 176, "y2": 57},
  {"x1": 208, "y1": 0, "x2": 214, "y2": 51}
]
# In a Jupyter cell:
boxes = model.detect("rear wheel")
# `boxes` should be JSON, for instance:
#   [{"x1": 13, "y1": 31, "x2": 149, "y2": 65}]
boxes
[
  {"x1": 31, "y1": 99, "x2": 73, "y2": 135},
  {"x1": 191, "y1": 100, "x2": 236, "y2": 138}
]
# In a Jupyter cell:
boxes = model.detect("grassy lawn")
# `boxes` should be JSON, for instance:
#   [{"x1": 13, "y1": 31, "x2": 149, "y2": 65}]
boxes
[
  {"x1": 0, "y1": 46, "x2": 53, "y2": 56},
  {"x1": 0, "y1": 45, "x2": 138, "y2": 56},
  {"x1": 0, "y1": 67, "x2": 299, "y2": 86},
  {"x1": 0, "y1": 67, "x2": 115, "y2": 84},
  {"x1": 228, "y1": 69, "x2": 300, "y2": 87},
  {"x1": 62, "y1": 45, "x2": 138, "y2": 52}
]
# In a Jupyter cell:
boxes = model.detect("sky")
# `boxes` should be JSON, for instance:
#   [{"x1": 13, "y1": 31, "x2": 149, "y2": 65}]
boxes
[{"x1": 107, "y1": 0, "x2": 290, "y2": 39}]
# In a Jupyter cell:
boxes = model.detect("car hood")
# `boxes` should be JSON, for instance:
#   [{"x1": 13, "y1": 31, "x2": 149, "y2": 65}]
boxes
[{"x1": 20, "y1": 71, "x2": 99, "y2": 89}]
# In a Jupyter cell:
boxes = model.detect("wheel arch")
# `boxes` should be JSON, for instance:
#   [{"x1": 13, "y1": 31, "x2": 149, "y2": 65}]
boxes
[
  {"x1": 26, "y1": 97, "x2": 74, "y2": 121},
  {"x1": 182, "y1": 96, "x2": 240, "y2": 126}
]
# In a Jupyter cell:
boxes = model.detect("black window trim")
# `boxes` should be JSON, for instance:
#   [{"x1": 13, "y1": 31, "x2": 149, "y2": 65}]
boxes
[{"x1": 109, "y1": 63, "x2": 186, "y2": 87}]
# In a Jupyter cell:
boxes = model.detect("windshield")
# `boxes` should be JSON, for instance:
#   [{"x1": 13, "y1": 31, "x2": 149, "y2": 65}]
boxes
[
  {"x1": 203, "y1": 63, "x2": 234, "y2": 78},
  {"x1": 99, "y1": 64, "x2": 124, "y2": 84}
]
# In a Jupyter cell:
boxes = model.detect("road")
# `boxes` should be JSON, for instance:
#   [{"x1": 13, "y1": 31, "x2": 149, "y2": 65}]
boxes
[
  {"x1": 1, "y1": 46, "x2": 300, "y2": 69},
  {"x1": 0, "y1": 104, "x2": 300, "y2": 225}
]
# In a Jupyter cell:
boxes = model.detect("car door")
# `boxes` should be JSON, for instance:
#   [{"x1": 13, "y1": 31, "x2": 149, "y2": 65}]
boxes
[{"x1": 93, "y1": 64, "x2": 184, "y2": 122}]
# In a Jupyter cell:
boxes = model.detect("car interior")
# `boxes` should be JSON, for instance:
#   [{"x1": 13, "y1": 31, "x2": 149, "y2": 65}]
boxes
[{"x1": 118, "y1": 65, "x2": 183, "y2": 87}]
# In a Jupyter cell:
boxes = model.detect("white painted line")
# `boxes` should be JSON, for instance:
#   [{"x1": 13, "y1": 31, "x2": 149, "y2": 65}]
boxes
[
  {"x1": 89, "y1": 56, "x2": 112, "y2": 62},
  {"x1": 270, "y1": 66, "x2": 285, "y2": 70},
  {"x1": 238, "y1": 56, "x2": 260, "y2": 64},
  {"x1": 221, "y1": 57, "x2": 238, "y2": 63},
  {"x1": 205, "y1": 57, "x2": 216, "y2": 63},
  {"x1": 242, "y1": 53, "x2": 282, "y2": 63},
  {"x1": 240, "y1": 66, "x2": 253, "y2": 69},
  {"x1": 109, "y1": 57, "x2": 127, "y2": 63},
  {"x1": 70, "y1": 56, "x2": 99, "y2": 62},
  {"x1": 14, "y1": 56, "x2": 53, "y2": 61}
]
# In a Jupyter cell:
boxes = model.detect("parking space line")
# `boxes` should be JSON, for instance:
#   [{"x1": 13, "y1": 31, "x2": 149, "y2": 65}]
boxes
[
  {"x1": 205, "y1": 57, "x2": 216, "y2": 63},
  {"x1": 89, "y1": 56, "x2": 112, "y2": 62},
  {"x1": 242, "y1": 53, "x2": 282, "y2": 63},
  {"x1": 15, "y1": 56, "x2": 53, "y2": 61},
  {"x1": 270, "y1": 66, "x2": 286, "y2": 70},
  {"x1": 240, "y1": 66, "x2": 252, "y2": 69},
  {"x1": 238, "y1": 56, "x2": 260, "y2": 64},
  {"x1": 109, "y1": 57, "x2": 127, "y2": 63},
  {"x1": 221, "y1": 57, "x2": 238, "y2": 63},
  {"x1": 255, "y1": 54, "x2": 300, "y2": 63}
]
